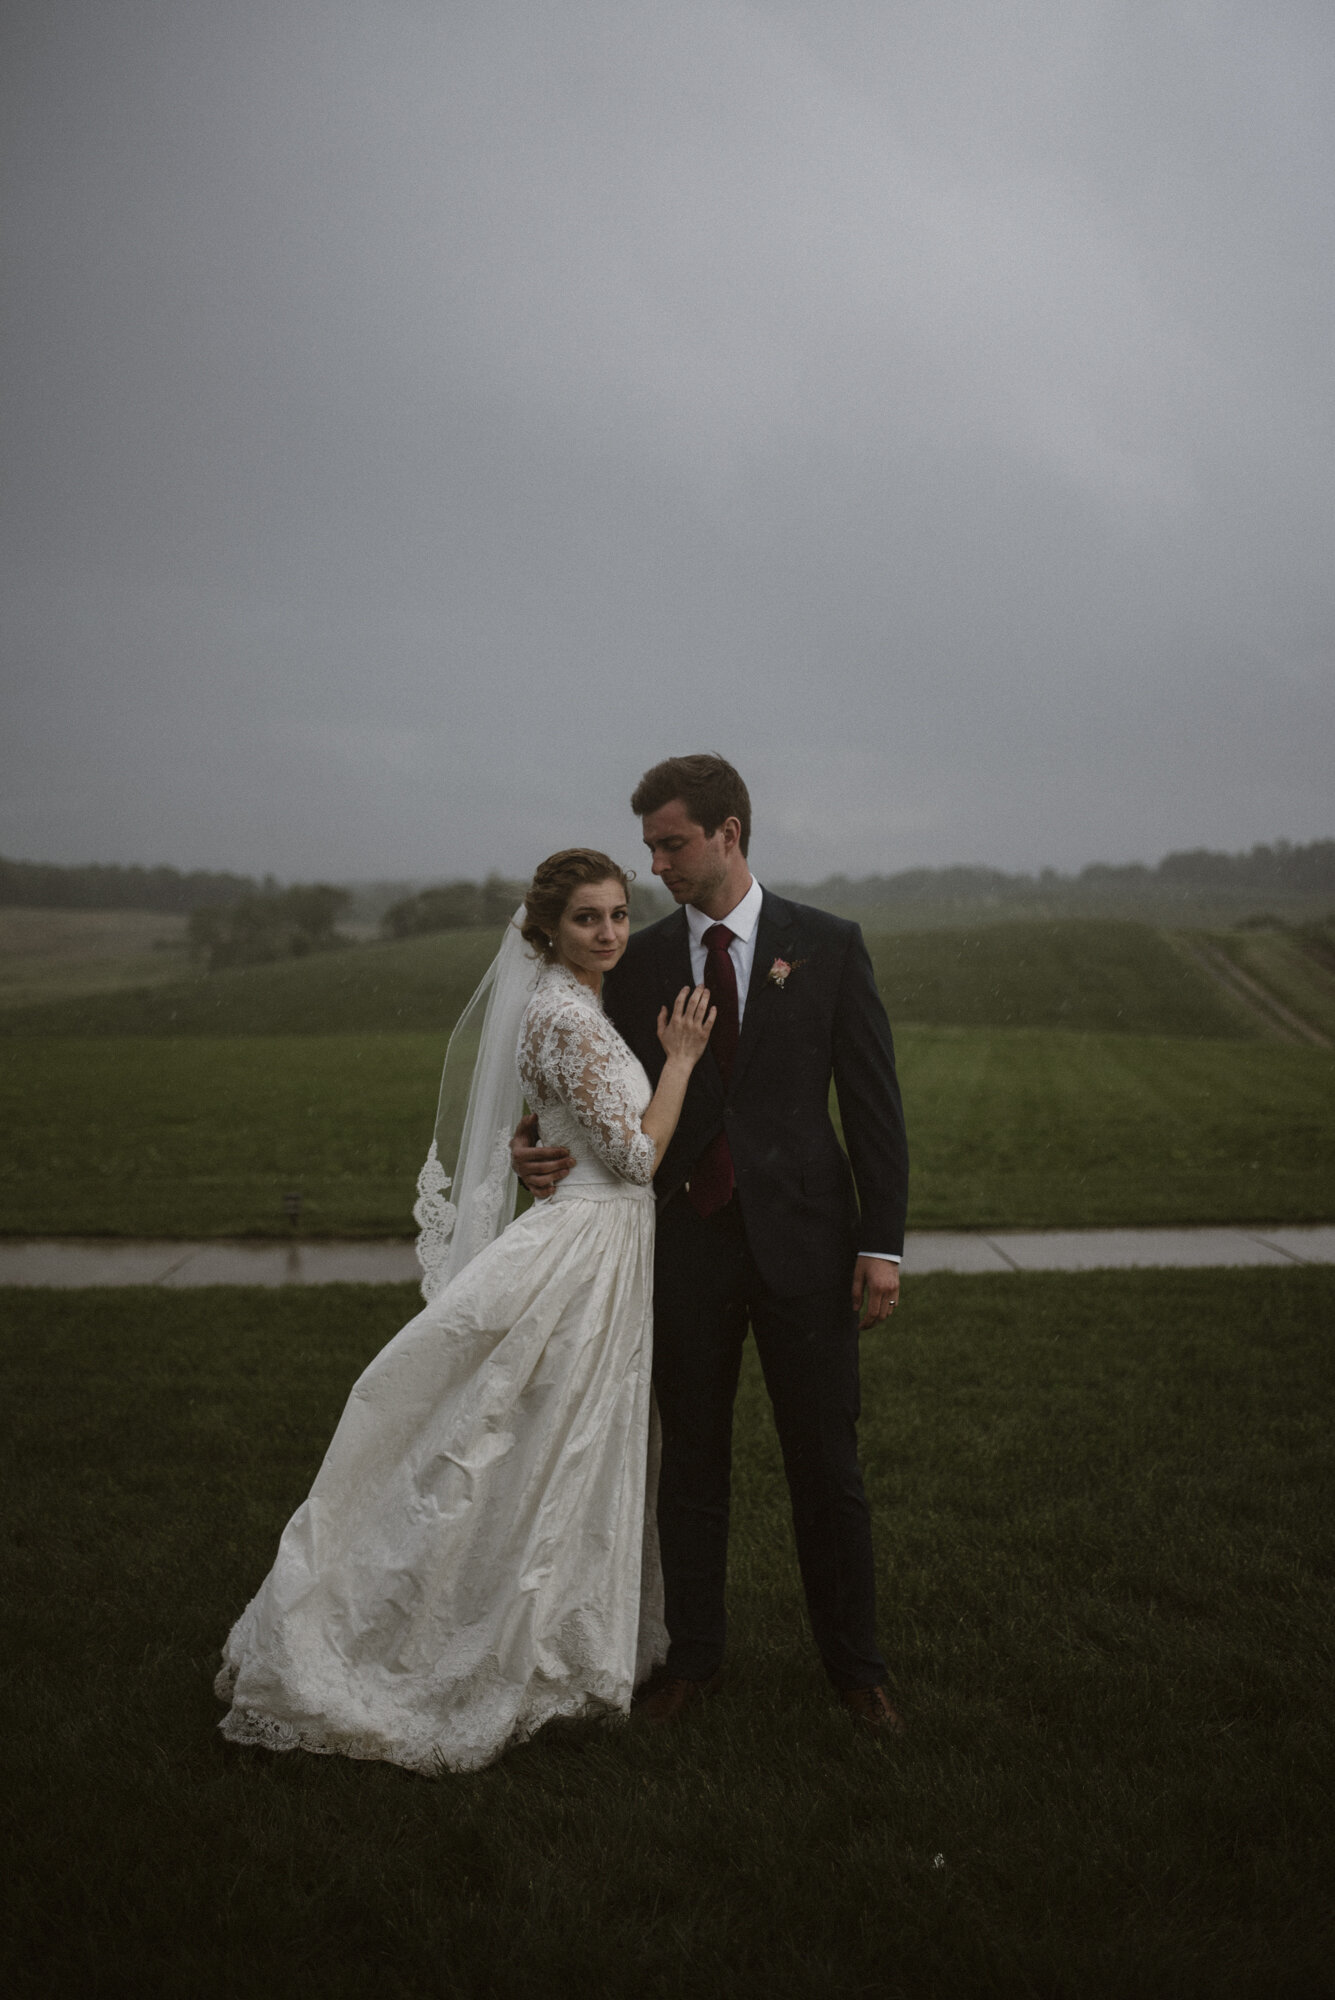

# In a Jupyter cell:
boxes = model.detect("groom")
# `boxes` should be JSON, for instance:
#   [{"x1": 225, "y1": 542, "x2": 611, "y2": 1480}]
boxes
[{"x1": 514, "y1": 754, "x2": 909, "y2": 1732}]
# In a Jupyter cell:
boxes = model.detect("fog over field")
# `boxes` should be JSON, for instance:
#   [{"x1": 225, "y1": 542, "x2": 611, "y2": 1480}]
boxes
[{"x1": 3, "y1": 1, "x2": 1333, "y2": 883}]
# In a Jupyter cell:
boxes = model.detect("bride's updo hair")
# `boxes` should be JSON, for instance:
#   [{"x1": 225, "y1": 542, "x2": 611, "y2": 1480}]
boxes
[{"x1": 522, "y1": 849, "x2": 633, "y2": 962}]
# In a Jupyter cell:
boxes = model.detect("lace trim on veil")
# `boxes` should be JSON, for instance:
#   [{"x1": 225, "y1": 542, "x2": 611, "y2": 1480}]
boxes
[
  {"x1": 413, "y1": 914, "x2": 535, "y2": 1303},
  {"x1": 412, "y1": 1143, "x2": 458, "y2": 1302},
  {"x1": 414, "y1": 1130, "x2": 519, "y2": 1302}
]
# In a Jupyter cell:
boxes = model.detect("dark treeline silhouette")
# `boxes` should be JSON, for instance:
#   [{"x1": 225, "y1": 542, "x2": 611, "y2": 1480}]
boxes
[
  {"x1": 382, "y1": 874, "x2": 666, "y2": 937},
  {"x1": 6, "y1": 839, "x2": 1331, "y2": 926},
  {"x1": 188, "y1": 886, "x2": 351, "y2": 972},
  {"x1": 0, "y1": 855, "x2": 263, "y2": 912},
  {"x1": 1152, "y1": 841, "x2": 1335, "y2": 892},
  {"x1": 777, "y1": 840, "x2": 1335, "y2": 911}
]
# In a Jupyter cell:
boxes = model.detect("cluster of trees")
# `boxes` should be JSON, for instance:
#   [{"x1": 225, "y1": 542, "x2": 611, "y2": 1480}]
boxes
[
  {"x1": 0, "y1": 855, "x2": 261, "y2": 912},
  {"x1": 188, "y1": 886, "x2": 351, "y2": 971},
  {"x1": 382, "y1": 875, "x2": 667, "y2": 938},
  {"x1": 382, "y1": 875, "x2": 528, "y2": 937}
]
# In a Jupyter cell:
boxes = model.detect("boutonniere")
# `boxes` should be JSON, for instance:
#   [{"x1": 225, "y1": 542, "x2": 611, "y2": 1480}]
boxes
[{"x1": 767, "y1": 955, "x2": 809, "y2": 988}]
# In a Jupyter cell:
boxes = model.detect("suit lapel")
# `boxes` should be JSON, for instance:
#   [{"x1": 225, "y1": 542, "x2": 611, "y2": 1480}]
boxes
[
  {"x1": 659, "y1": 907, "x2": 694, "y2": 998},
  {"x1": 728, "y1": 891, "x2": 797, "y2": 1096}
]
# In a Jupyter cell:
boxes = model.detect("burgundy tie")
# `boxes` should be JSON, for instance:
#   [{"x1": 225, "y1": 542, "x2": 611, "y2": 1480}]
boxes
[{"x1": 686, "y1": 923, "x2": 738, "y2": 1217}]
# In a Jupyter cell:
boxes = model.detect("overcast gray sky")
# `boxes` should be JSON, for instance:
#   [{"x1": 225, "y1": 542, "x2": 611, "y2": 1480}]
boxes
[{"x1": 3, "y1": 0, "x2": 1332, "y2": 884}]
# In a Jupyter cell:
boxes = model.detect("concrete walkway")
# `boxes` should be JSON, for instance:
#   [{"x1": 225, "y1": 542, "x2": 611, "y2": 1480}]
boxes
[{"x1": 1, "y1": 1226, "x2": 1332, "y2": 1288}]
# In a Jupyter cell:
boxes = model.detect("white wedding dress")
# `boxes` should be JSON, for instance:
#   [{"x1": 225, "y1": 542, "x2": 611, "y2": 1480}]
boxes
[{"x1": 215, "y1": 959, "x2": 667, "y2": 1775}]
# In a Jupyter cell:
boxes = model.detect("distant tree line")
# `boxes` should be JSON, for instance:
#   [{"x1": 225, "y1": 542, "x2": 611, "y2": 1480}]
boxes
[
  {"x1": 779, "y1": 840, "x2": 1335, "y2": 910},
  {"x1": 0, "y1": 855, "x2": 262, "y2": 912},
  {"x1": 1150, "y1": 841, "x2": 1335, "y2": 892},
  {"x1": 382, "y1": 874, "x2": 667, "y2": 937},
  {"x1": 7, "y1": 838, "x2": 1330, "y2": 934},
  {"x1": 188, "y1": 885, "x2": 351, "y2": 971}
]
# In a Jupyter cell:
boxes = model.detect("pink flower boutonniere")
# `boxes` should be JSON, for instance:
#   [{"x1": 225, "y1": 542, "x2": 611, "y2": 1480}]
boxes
[{"x1": 768, "y1": 955, "x2": 808, "y2": 988}]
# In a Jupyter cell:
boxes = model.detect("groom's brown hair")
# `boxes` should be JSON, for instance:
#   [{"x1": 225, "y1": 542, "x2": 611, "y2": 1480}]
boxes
[{"x1": 630, "y1": 754, "x2": 751, "y2": 856}]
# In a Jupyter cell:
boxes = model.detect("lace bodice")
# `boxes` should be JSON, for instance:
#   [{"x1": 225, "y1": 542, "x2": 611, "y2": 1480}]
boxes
[{"x1": 517, "y1": 961, "x2": 656, "y2": 1188}]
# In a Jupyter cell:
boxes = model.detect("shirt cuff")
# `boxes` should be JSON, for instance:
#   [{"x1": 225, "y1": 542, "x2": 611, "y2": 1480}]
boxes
[{"x1": 859, "y1": 1251, "x2": 901, "y2": 1263}]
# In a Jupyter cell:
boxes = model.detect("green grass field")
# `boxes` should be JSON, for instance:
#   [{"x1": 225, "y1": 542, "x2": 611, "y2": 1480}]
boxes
[
  {"x1": 3, "y1": 1026, "x2": 1332, "y2": 1237},
  {"x1": 4, "y1": 916, "x2": 1331, "y2": 1239},
  {"x1": 899, "y1": 1026, "x2": 1334, "y2": 1228},
  {"x1": 5, "y1": 1269, "x2": 1332, "y2": 1997}
]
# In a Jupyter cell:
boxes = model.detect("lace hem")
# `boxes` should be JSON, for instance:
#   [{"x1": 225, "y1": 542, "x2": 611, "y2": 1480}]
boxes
[{"x1": 213, "y1": 1660, "x2": 633, "y2": 1778}]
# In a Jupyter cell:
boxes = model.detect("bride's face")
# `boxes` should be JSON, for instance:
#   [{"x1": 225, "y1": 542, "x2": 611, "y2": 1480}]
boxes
[{"x1": 555, "y1": 877, "x2": 631, "y2": 987}]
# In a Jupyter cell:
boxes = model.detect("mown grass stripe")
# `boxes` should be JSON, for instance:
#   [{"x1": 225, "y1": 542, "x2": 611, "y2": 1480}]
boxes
[{"x1": 4, "y1": 1027, "x2": 1331, "y2": 1238}]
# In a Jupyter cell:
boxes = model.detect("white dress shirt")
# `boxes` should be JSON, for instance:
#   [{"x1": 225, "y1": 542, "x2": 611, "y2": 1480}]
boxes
[
  {"x1": 684, "y1": 875, "x2": 765, "y2": 1016},
  {"x1": 684, "y1": 879, "x2": 899, "y2": 1265}
]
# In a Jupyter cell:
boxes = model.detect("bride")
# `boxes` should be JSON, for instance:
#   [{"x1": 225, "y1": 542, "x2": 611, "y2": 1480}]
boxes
[{"x1": 215, "y1": 848, "x2": 714, "y2": 1774}]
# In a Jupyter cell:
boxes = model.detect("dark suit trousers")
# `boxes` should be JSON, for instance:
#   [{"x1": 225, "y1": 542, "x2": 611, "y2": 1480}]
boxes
[{"x1": 651, "y1": 1193, "x2": 887, "y2": 1692}]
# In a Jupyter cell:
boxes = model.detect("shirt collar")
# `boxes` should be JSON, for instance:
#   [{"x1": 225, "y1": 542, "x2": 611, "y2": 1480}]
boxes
[{"x1": 685, "y1": 875, "x2": 763, "y2": 947}]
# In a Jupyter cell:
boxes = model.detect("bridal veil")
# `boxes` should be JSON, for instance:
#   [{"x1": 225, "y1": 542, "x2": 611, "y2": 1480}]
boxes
[{"x1": 412, "y1": 909, "x2": 537, "y2": 1301}]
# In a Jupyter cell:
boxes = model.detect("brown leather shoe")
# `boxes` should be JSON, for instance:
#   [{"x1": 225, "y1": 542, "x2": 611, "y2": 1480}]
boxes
[
  {"x1": 841, "y1": 1685, "x2": 906, "y2": 1735},
  {"x1": 634, "y1": 1671, "x2": 723, "y2": 1724}
]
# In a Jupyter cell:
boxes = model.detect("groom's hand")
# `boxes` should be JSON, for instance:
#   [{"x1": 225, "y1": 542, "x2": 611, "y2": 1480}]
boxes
[
  {"x1": 852, "y1": 1255, "x2": 900, "y2": 1330},
  {"x1": 511, "y1": 1113, "x2": 575, "y2": 1200}
]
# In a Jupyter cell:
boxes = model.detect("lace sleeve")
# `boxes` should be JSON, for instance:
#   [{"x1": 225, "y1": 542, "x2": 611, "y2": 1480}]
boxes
[{"x1": 519, "y1": 999, "x2": 657, "y2": 1187}]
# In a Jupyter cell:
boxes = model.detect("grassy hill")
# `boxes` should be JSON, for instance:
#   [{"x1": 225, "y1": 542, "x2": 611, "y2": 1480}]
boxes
[
  {"x1": 0, "y1": 918, "x2": 1255, "y2": 1039},
  {"x1": 1209, "y1": 926, "x2": 1335, "y2": 1042},
  {"x1": 0, "y1": 926, "x2": 506, "y2": 1037},
  {"x1": 0, "y1": 907, "x2": 192, "y2": 1009},
  {"x1": 868, "y1": 921, "x2": 1253, "y2": 1037}
]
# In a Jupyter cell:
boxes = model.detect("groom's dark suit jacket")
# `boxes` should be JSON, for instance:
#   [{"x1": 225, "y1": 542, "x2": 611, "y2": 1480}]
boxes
[{"x1": 603, "y1": 890, "x2": 909, "y2": 1298}]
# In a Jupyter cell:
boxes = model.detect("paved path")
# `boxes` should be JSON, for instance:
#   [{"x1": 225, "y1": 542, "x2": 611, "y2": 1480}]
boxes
[{"x1": 1, "y1": 1226, "x2": 1332, "y2": 1288}]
